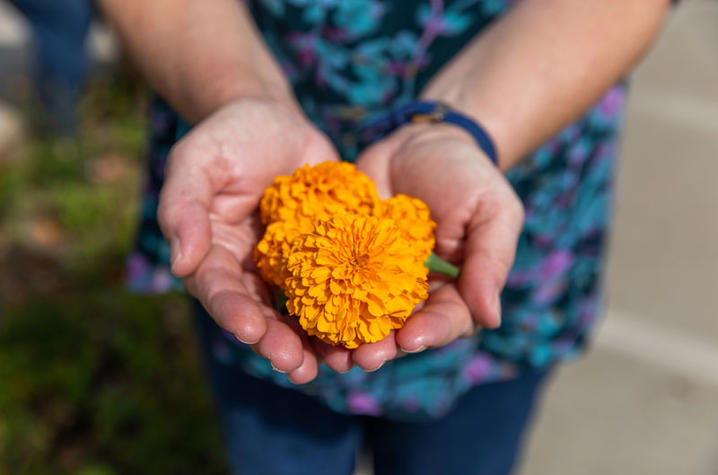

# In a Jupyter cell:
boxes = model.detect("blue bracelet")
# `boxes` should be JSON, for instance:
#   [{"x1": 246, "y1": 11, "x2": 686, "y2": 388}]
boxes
[{"x1": 361, "y1": 100, "x2": 498, "y2": 166}]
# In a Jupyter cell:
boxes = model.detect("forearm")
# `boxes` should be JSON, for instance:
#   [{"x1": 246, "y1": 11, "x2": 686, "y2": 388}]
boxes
[
  {"x1": 422, "y1": 0, "x2": 670, "y2": 170},
  {"x1": 98, "y1": 0, "x2": 295, "y2": 122}
]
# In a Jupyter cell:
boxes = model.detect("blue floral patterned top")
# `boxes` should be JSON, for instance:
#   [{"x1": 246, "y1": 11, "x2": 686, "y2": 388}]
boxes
[{"x1": 126, "y1": 0, "x2": 626, "y2": 421}]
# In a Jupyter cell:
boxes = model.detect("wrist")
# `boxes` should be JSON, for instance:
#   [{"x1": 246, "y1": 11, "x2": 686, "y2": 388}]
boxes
[
  {"x1": 180, "y1": 61, "x2": 299, "y2": 123},
  {"x1": 421, "y1": 78, "x2": 508, "y2": 170},
  {"x1": 363, "y1": 100, "x2": 498, "y2": 166},
  {"x1": 395, "y1": 122, "x2": 477, "y2": 148},
  {"x1": 380, "y1": 122, "x2": 495, "y2": 171}
]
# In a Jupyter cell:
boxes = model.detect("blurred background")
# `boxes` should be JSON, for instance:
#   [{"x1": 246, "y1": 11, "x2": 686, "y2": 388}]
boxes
[{"x1": 0, "y1": 1, "x2": 716, "y2": 474}]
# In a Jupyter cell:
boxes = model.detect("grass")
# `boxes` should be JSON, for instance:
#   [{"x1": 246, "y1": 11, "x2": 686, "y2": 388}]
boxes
[
  {"x1": 0, "y1": 293, "x2": 226, "y2": 475},
  {"x1": 0, "y1": 70, "x2": 227, "y2": 474}
]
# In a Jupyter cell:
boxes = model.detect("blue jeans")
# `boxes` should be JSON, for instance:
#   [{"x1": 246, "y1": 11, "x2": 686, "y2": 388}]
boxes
[
  {"x1": 8, "y1": 0, "x2": 93, "y2": 132},
  {"x1": 195, "y1": 308, "x2": 550, "y2": 475}
]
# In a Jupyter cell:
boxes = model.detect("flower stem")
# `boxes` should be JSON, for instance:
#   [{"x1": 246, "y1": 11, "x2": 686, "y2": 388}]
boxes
[{"x1": 426, "y1": 252, "x2": 460, "y2": 278}]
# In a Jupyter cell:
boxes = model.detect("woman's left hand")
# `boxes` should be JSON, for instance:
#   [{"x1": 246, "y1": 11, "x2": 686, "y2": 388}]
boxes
[{"x1": 350, "y1": 123, "x2": 524, "y2": 371}]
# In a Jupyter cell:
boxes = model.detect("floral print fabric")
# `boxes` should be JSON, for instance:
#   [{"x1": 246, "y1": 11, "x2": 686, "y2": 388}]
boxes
[{"x1": 126, "y1": 0, "x2": 626, "y2": 421}]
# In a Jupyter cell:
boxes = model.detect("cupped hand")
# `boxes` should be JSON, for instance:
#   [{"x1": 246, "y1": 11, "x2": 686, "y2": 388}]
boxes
[
  {"x1": 353, "y1": 123, "x2": 524, "y2": 371},
  {"x1": 158, "y1": 98, "x2": 351, "y2": 383}
]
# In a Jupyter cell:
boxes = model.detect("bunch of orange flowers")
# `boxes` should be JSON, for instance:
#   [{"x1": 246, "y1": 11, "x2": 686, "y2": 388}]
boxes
[{"x1": 254, "y1": 161, "x2": 438, "y2": 349}]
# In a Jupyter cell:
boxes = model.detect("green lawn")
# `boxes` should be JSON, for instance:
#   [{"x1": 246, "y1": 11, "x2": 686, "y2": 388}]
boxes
[{"x1": 0, "y1": 73, "x2": 227, "y2": 474}]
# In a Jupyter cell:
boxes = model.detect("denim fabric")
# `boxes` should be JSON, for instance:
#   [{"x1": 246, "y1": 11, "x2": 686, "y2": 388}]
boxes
[{"x1": 195, "y1": 305, "x2": 551, "y2": 475}]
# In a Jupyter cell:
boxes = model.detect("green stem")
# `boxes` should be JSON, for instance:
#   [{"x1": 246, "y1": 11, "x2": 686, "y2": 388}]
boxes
[{"x1": 426, "y1": 252, "x2": 460, "y2": 278}]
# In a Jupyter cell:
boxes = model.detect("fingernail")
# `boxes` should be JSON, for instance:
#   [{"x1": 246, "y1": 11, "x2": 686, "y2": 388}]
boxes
[
  {"x1": 170, "y1": 236, "x2": 182, "y2": 269},
  {"x1": 367, "y1": 360, "x2": 385, "y2": 372},
  {"x1": 234, "y1": 333, "x2": 252, "y2": 345},
  {"x1": 270, "y1": 362, "x2": 287, "y2": 374},
  {"x1": 223, "y1": 330, "x2": 251, "y2": 345},
  {"x1": 404, "y1": 345, "x2": 425, "y2": 354}
]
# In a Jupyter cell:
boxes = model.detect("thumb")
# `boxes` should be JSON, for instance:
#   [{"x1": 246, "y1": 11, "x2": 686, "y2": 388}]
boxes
[
  {"x1": 355, "y1": 142, "x2": 393, "y2": 199},
  {"x1": 157, "y1": 144, "x2": 213, "y2": 277}
]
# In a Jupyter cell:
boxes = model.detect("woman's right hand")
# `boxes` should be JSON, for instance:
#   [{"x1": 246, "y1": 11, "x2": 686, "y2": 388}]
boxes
[{"x1": 157, "y1": 98, "x2": 347, "y2": 383}]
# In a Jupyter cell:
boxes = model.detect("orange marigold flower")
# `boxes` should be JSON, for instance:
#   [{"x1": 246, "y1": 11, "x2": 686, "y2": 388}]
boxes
[
  {"x1": 284, "y1": 214, "x2": 429, "y2": 349},
  {"x1": 254, "y1": 218, "x2": 314, "y2": 287},
  {"x1": 374, "y1": 194, "x2": 436, "y2": 262},
  {"x1": 259, "y1": 161, "x2": 380, "y2": 225}
]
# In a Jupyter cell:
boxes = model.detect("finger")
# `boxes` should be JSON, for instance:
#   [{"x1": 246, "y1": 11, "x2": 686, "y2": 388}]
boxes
[
  {"x1": 288, "y1": 338, "x2": 320, "y2": 385},
  {"x1": 240, "y1": 271, "x2": 273, "y2": 306},
  {"x1": 396, "y1": 284, "x2": 474, "y2": 352},
  {"x1": 187, "y1": 246, "x2": 267, "y2": 344},
  {"x1": 458, "y1": 192, "x2": 524, "y2": 328},
  {"x1": 158, "y1": 143, "x2": 214, "y2": 277},
  {"x1": 252, "y1": 317, "x2": 305, "y2": 373},
  {"x1": 352, "y1": 331, "x2": 398, "y2": 371},
  {"x1": 312, "y1": 339, "x2": 354, "y2": 374},
  {"x1": 354, "y1": 142, "x2": 394, "y2": 199},
  {"x1": 300, "y1": 130, "x2": 344, "y2": 167},
  {"x1": 277, "y1": 314, "x2": 328, "y2": 380}
]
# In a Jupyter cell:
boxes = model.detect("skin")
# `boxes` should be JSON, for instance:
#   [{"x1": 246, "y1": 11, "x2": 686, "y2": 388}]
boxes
[{"x1": 99, "y1": 0, "x2": 670, "y2": 382}]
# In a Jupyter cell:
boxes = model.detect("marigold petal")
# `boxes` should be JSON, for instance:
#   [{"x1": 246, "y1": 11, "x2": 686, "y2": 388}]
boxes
[{"x1": 366, "y1": 296, "x2": 385, "y2": 317}]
